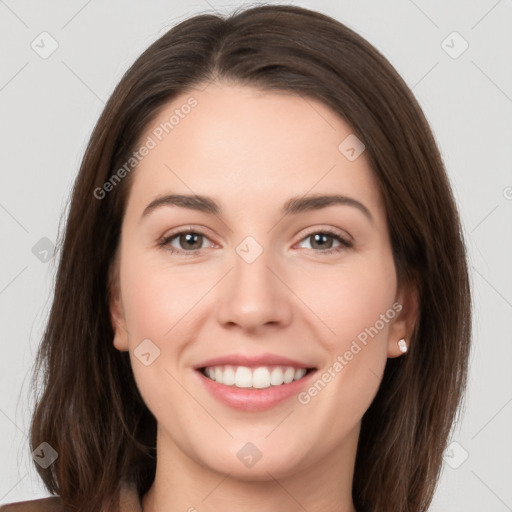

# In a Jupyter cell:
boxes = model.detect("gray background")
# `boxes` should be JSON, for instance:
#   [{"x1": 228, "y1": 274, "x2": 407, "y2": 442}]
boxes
[{"x1": 1, "y1": 0, "x2": 511, "y2": 509}]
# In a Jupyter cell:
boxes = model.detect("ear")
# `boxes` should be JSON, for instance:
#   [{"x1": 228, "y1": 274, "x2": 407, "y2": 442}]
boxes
[
  {"x1": 108, "y1": 254, "x2": 129, "y2": 352},
  {"x1": 387, "y1": 275, "x2": 420, "y2": 358}
]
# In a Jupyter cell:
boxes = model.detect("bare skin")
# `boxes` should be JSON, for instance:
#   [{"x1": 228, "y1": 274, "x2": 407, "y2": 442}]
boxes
[{"x1": 110, "y1": 82, "x2": 418, "y2": 512}]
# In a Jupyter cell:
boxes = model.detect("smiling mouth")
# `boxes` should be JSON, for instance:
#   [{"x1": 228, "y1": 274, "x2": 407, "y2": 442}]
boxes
[{"x1": 199, "y1": 365, "x2": 316, "y2": 389}]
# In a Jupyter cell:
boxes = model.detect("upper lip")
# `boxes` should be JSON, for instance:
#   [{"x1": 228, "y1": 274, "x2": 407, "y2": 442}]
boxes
[{"x1": 194, "y1": 353, "x2": 316, "y2": 370}]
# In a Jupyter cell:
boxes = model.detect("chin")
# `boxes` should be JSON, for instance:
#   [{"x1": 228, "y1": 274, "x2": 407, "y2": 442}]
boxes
[{"x1": 191, "y1": 438, "x2": 310, "y2": 480}]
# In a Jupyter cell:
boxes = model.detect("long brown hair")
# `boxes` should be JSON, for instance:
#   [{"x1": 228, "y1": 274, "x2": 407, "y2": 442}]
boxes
[{"x1": 28, "y1": 5, "x2": 472, "y2": 511}]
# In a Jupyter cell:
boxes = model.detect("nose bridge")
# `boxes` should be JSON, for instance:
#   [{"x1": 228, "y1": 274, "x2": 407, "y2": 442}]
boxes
[{"x1": 217, "y1": 234, "x2": 291, "y2": 330}]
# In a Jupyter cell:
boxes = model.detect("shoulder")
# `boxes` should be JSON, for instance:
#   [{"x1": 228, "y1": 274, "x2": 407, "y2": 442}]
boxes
[
  {"x1": 0, "y1": 482, "x2": 142, "y2": 512},
  {"x1": 0, "y1": 483, "x2": 142, "y2": 512},
  {"x1": 0, "y1": 496, "x2": 64, "y2": 511}
]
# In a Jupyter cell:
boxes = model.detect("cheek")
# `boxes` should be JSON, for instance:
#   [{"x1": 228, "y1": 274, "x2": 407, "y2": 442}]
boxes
[
  {"x1": 119, "y1": 253, "x2": 200, "y2": 419},
  {"x1": 294, "y1": 251, "x2": 396, "y2": 411},
  {"x1": 295, "y1": 250, "x2": 397, "y2": 350},
  {"x1": 296, "y1": 277, "x2": 396, "y2": 430},
  {"x1": 119, "y1": 248, "x2": 199, "y2": 343}
]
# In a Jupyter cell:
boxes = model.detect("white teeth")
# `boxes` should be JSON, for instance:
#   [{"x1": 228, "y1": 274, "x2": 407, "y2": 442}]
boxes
[
  {"x1": 235, "y1": 366, "x2": 252, "y2": 388},
  {"x1": 223, "y1": 365, "x2": 235, "y2": 386},
  {"x1": 283, "y1": 367, "x2": 295, "y2": 384},
  {"x1": 252, "y1": 367, "x2": 271, "y2": 389},
  {"x1": 270, "y1": 367, "x2": 284, "y2": 386},
  {"x1": 294, "y1": 368, "x2": 307, "y2": 380},
  {"x1": 203, "y1": 365, "x2": 309, "y2": 389}
]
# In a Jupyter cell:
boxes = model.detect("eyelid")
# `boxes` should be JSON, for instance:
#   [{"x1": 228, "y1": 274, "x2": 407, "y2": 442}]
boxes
[
  {"x1": 292, "y1": 226, "x2": 353, "y2": 255},
  {"x1": 295, "y1": 225, "x2": 353, "y2": 244}
]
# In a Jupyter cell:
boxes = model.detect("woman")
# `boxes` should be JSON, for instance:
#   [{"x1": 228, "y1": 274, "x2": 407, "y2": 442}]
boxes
[{"x1": 1, "y1": 4, "x2": 471, "y2": 512}]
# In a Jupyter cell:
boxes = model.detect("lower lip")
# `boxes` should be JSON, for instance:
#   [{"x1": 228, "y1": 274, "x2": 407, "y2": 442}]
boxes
[{"x1": 195, "y1": 369, "x2": 317, "y2": 412}]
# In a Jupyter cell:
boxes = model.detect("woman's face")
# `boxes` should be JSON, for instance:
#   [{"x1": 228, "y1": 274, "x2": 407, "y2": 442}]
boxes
[{"x1": 110, "y1": 82, "x2": 416, "y2": 480}]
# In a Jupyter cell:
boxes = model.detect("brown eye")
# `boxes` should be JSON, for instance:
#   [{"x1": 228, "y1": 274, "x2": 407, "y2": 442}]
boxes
[
  {"x1": 160, "y1": 230, "x2": 211, "y2": 254},
  {"x1": 176, "y1": 232, "x2": 204, "y2": 251},
  {"x1": 309, "y1": 233, "x2": 335, "y2": 250},
  {"x1": 297, "y1": 230, "x2": 352, "y2": 255}
]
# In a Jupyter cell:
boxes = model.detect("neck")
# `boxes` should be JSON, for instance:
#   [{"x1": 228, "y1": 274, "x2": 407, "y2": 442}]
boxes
[{"x1": 141, "y1": 423, "x2": 359, "y2": 512}]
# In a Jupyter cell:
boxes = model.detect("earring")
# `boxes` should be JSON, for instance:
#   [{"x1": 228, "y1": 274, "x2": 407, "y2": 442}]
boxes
[{"x1": 398, "y1": 338, "x2": 407, "y2": 353}]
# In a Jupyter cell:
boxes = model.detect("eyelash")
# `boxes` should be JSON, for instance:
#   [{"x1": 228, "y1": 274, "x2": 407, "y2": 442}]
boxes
[{"x1": 158, "y1": 227, "x2": 353, "y2": 256}]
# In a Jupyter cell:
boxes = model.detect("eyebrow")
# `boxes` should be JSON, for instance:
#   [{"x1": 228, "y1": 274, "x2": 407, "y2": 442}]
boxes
[{"x1": 141, "y1": 193, "x2": 373, "y2": 223}]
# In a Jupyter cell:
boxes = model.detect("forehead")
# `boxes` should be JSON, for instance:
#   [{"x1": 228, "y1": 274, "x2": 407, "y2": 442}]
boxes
[{"x1": 125, "y1": 82, "x2": 385, "y2": 222}]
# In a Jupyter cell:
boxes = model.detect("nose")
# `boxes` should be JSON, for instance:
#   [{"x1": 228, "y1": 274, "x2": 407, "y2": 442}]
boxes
[{"x1": 217, "y1": 245, "x2": 293, "y2": 333}]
